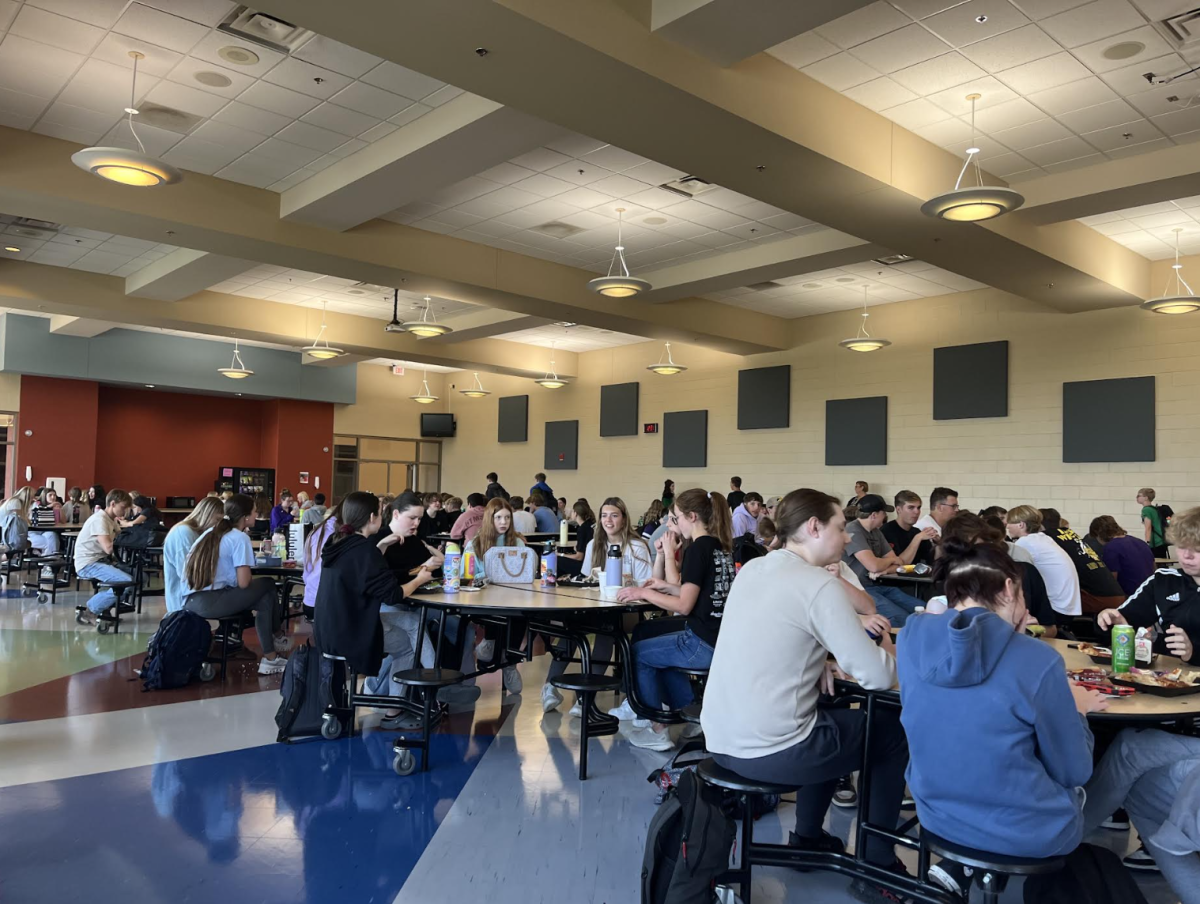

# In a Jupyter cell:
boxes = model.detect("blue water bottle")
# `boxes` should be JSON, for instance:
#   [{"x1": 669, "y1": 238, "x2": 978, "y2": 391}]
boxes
[{"x1": 605, "y1": 544, "x2": 622, "y2": 588}]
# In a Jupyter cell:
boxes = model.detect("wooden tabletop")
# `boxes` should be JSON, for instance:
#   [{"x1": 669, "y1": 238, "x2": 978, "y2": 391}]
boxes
[
  {"x1": 412, "y1": 580, "x2": 650, "y2": 612},
  {"x1": 877, "y1": 573, "x2": 934, "y2": 584},
  {"x1": 1155, "y1": 557, "x2": 1178, "y2": 566}
]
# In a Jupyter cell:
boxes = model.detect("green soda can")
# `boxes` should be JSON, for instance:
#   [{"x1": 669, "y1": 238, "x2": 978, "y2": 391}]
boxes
[{"x1": 1111, "y1": 624, "x2": 1136, "y2": 674}]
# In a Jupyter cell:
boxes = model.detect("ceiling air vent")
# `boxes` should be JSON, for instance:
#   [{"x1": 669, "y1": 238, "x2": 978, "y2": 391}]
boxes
[
  {"x1": 747, "y1": 281, "x2": 784, "y2": 291},
  {"x1": 872, "y1": 253, "x2": 914, "y2": 265},
  {"x1": 138, "y1": 103, "x2": 204, "y2": 134},
  {"x1": 658, "y1": 176, "x2": 717, "y2": 199},
  {"x1": 533, "y1": 221, "x2": 585, "y2": 239},
  {"x1": 218, "y1": 6, "x2": 315, "y2": 54},
  {"x1": 9, "y1": 218, "x2": 60, "y2": 240},
  {"x1": 1159, "y1": 8, "x2": 1200, "y2": 50}
]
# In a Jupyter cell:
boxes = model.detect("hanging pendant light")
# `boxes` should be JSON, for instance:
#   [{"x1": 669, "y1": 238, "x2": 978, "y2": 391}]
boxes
[
  {"x1": 459, "y1": 372, "x2": 491, "y2": 398},
  {"x1": 921, "y1": 93, "x2": 1022, "y2": 222},
  {"x1": 218, "y1": 339, "x2": 254, "y2": 378},
  {"x1": 839, "y1": 289, "x2": 892, "y2": 352},
  {"x1": 534, "y1": 342, "x2": 568, "y2": 389},
  {"x1": 409, "y1": 368, "x2": 439, "y2": 404},
  {"x1": 302, "y1": 301, "x2": 345, "y2": 359},
  {"x1": 384, "y1": 289, "x2": 405, "y2": 333},
  {"x1": 1142, "y1": 227, "x2": 1200, "y2": 314},
  {"x1": 71, "y1": 51, "x2": 182, "y2": 187},
  {"x1": 647, "y1": 342, "x2": 688, "y2": 375},
  {"x1": 401, "y1": 296, "x2": 453, "y2": 337},
  {"x1": 587, "y1": 208, "x2": 652, "y2": 298}
]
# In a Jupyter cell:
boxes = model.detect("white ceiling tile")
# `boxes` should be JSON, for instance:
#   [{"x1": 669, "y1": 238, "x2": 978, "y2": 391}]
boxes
[
  {"x1": 476, "y1": 161, "x2": 536, "y2": 184},
  {"x1": 1130, "y1": 209, "x2": 1192, "y2": 228},
  {"x1": 923, "y1": 0, "x2": 1031, "y2": 47},
  {"x1": 914, "y1": 117, "x2": 974, "y2": 146},
  {"x1": 588, "y1": 172, "x2": 653, "y2": 197},
  {"x1": 452, "y1": 190, "x2": 534, "y2": 220},
  {"x1": 850, "y1": 24, "x2": 951, "y2": 74},
  {"x1": 144, "y1": 1, "x2": 235, "y2": 27},
  {"x1": 216, "y1": 153, "x2": 298, "y2": 189},
  {"x1": 622, "y1": 160, "x2": 687, "y2": 185},
  {"x1": 557, "y1": 186, "x2": 618, "y2": 209},
  {"x1": 160, "y1": 136, "x2": 241, "y2": 171},
  {"x1": 559, "y1": 210, "x2": 613, "y2": 231},
  {"x1": 275, "y1": 120, "x2": 348, "y2": 153},
  {"x1": 388, "y1": 102, "x2": 431, "y2": 127},
  {"x1": 990, "y1": 117, "x2": 1073, "y2": 149},
  {"x1": 1090, "y1": 217, "x2": 1142, "y2": 234},
  {"x1": 1072, "y1": 25, "x2": 1172, "y2": 74},
  {"x1": 1021, "y1": 134, "x2": 1098, "y2": 164},
  {"x1": 997, "y1": 52, "x2": 1091, "y2": 94},
  {"x1": 359, "y1": 61, "x2": 442, "y2": 100},
  {"x1": 1106, "y1": 135, "x2": 1173, "y2": 157},
  {"x1": 292, "y1": 35, "x2": 381, "y2": 79},
  {"x1": 40, "y1": 100, "x2": 117, "y2": 133},
  {"x1": 300, "y1": 101, "x2": 377, "y2": 137},
  {"x1": 510, "y1": 147, "x2": 573, "y2": 172},
  {"x1": 1101, "y1": 54, "x2": 1191, "y2": 95},
  {"x1": 263, "y1": 58, "x2": 353, "y2": 100},
  {"x1": 58, "y1": 58, "x2": 157, "y2": 115},
  {"x1": 145, "y1": 79, "x2": 226, "y2": 117},
  {"x1": 1028, "y1": 77, "x2": 1119, "y2": 115},
  {"x1": 188, "y1": 32, "x2": 283, "y2": 79},
  {"x1": 424, "y1": 85, "x2": 463, "y2": 107},
  {"x1": 582, "y1": 144, "x2": 650, "y2": 173},
  {"x1": 26, "y1": 0, "x2": 126, "y2": 28},
  {"x1": 892, "y1": 0, "x2": 973, "y2": 17},
  {"x1": 960, "y1": 24, "x2": 1062, "y2": 72},
  {"x1": 91, "y1": 32, "x2": 182, "y2": 77},
  {"x1": 70, "y1": 249, "x2": 134, "y2": 273},
  {"x1": 815, "y1": 2, "x2": 912, "y2": 49},
  {"x1": 0, "y1": 0, "x2": 15, "y2": 30},
  {"x1": 1153, "y1": 104, "x2": 1200, "y2": 136},
  {"x1": 881, "y1": 97, "x2": 953, "y2": 128},
  {"x1": 1039, "y1": 0, "x2": 1145, "y2": 48},
  {"x1": 238, "y1": 80, "x2": 320, "y2": 118},
  {"x1": 0, "y1": 34, "x2": 84, "y2": 99},
  {"x1": 1010, "y1": 0, "x2": 1090, "y2": 19},
  {"x1": 462, "y1": 220, "x2": 520, "y2": 238},
  {"x1": 251, "y1": 136, "x2": 323, "y2": 168},
  {"x1": 166, "y1": 57, "x2": 253, "y2": 98},
  {"x1": 801, "y1": 52, "x2": 880, "y2": 90},
  {"x1": 843, "y1": 76, "x2": 918, "y2": 110},
  {"x1": 33, "y1": 119, "x2": 102, "y2": 144},
  {"x1": 0, "y1": 86, "x2": 51, "y2": 119},
  {"x1": 112, "y1": 5, "x2": 208, "y2": 54},
  {"x1": 211, "y1": 100, "x2": 291, "y2": 136},
  {"x1": 10, "y1": 6, "x2": 103, "y2": 55},
  {"x1": 329, "y1": 138, "x2": 366, "y2": 157},
  {"x1": 426, "y1": 208, "x2": 485, "y2": 230},
  {"x1": 768, "y1": 31, "x2": 839, "y2": 69},
  {"x1": 1127, "y1": 82, "x2": 1197, "y2": 117},
  {"x1": 927, "y1": 75, "x2": 1017, "y2": 113},
  {"x1": 978, "y1": 151, "x2": 1035, "y2": 175},
  {"x1": 1056, "y1": 97, "x2": 1141, "y2": 131},
  {"x1": 973, "y1": 97, "x2": 1047, "y2": 130},
  {"x1": 188, "y1": 119, "x2": 266, "y2": 154},
  {"x1": 424, "y1": 176, "x2": 499, "y2": 207},
  {"x1": 328, "y1": 81, "x2": 411, "y2": 119},
  {"x1": 891, "y1": 52, "x2": 986, "y2": 95}
]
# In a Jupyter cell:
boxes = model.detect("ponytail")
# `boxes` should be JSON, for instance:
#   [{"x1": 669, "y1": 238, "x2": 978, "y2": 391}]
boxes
[
  {"x1": 932, "y1": 535, "x2": 1020, "y2": 612},
  {"x1": 330, "y1": 491, "x2": 379, "y2": 546},
  {"x1": 674, "y1": 488, "x2": 733, "y2": 552},
  {"x1": 185, "y1": 494, "x2": 253, "y2": 590}
]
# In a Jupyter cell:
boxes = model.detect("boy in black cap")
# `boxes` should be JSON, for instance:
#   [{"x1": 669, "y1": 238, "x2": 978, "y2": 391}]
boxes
[{"x1": 843, "y1": 494, "x2": 921, "y2": 626}]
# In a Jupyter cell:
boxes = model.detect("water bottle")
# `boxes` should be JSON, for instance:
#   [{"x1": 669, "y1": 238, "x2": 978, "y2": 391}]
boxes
[
  {"x1": 72, "y1": 505, "x2": 79, "y2": 525},
  {"x1": 261, "y1": 536, "x2": 273, "y2": 557},
  {"x1": 542, "y1": 542, "x2": 557, "y2": 586},
  {"x1": 605, "y1": 544, "x2": 622, "y2": 589},
  {"x1": 443, "y1": 542, "x2": 461, "y2": 593}
]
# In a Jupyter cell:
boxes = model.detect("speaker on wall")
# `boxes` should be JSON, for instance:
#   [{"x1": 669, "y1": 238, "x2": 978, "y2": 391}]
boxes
[
  {"x1": 544, "y1": 420, "x2": 579, "y2": 470},
  {"x1": 933, "y1": 341, "x2": 1009, "y2": 420},
  {"x1": 826, "y1": 397, "x2": 887, "y2": 466},
  {"x1": 497, "y1": 395, "x2": 528, "y2": 443},
  {"x1": 663, "y1": 410, "x2": 708, "y2": 468},
  {"x1": 600, "y1": 382, "x2": 639, "y2": 437},
  {"x1": 738, "y1": 365, "x2": 790, "y2": 429},
  {"x1": 1063, "y1": 376, "x2": 1154, "y2": 463}
]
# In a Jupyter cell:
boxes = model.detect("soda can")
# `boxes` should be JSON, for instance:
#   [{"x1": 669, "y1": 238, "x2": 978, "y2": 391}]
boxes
[{"x1": 1111, "y1": 624, "x2": 1136, "y2": 673}]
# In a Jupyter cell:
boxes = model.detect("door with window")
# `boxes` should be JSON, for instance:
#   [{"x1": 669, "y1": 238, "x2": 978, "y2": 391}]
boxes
[{"x1": 332, "y1": 435, "x2": 441, "y2": 502}]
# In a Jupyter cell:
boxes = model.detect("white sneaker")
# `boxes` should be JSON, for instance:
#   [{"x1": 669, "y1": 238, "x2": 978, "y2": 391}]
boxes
[
  {"x1": 608, "y1": 698, "x2": 638, "y2": 721},
  {"x1": 541, "y1": 683, "x2": 563, "y2": 713},
  {"x1": 258, "y1": 656, "x2": 287, "y2": 676},
  {"x1": 627, "y1": 725, "x2": 674, "y2": 752},
  {"x1": 568, "y1": 699, "x2": 583, "y2": 718},
  {"x1": 633, "y1": 717, "x2": 652, "y2": 729},
  {"x1": 502, "y1": 664, "x2": 522, "y2": 694},
  {"x1": 680, "y1": 721, "x2": 703, "y2": 739},
  {"x1": 272, "y1": 634, "x2": 291, "y2": 654},
  {"x1": 475, "y1": 639, "x2": 495, "y2": 662}
]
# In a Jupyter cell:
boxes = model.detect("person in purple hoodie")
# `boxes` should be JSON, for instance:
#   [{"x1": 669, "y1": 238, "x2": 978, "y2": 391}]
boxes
[
  {"x1": 898, "y1": 538, "x2": 1109, "y2": 895},
  {"x1": 1090, "y1": 515, "x2": 1155, "y2": 597}
]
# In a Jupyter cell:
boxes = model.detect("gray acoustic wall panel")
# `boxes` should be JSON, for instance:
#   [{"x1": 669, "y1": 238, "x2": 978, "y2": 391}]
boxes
[
  {"x1": 497, "y1": 395, "x2": 528, "y2": 443},
  {"x1": 1063, "y1": 377, "x2": 1155, "y2": 462},
  {"x1": 826, "y1": 397, "x2": 887, "y2": 466},
  {"x1": 663, "y1": 410, "x2": 708, "y2": 468},
  {"x1": 738, "y1": 365, "x2": 791, "y2": 429},
  {"x1": 544, "y1": 420, "x2": 579, "y2": 470},
  {"x1": 933, "y1": 341, "x2": 1009, "y2": 420},
  {"x1": 600, "y1": 382, "x2": 639, "y2": 437}
]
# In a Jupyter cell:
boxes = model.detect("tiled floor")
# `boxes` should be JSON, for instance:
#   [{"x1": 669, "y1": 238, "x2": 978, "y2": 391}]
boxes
[{"x1": 0, "y1": 576, "x2": 1184, "y2": 904}]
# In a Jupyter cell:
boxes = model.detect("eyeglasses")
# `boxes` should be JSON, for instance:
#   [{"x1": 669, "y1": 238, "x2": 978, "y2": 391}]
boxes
[
  {"x1": 939, "y1": 503, "x2": 960, "y2": 510},
  {"x1": 668, "y1": 514, "x2": 679, "y2": 525}
]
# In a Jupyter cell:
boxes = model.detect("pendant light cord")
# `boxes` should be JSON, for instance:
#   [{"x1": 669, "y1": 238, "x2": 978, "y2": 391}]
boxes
[
  {"x1": 1168, "y1": 231, "x2": 1195, "y2": 296},
  {"x1": 607, "y1": 209, "x2": 632, "y2": 278},
  {"x1": 955, "y1": 95, "x2": 982, "y2": 192},
  {"x1": 126, "y1": 53, "x2": 146, "y2": 154}
]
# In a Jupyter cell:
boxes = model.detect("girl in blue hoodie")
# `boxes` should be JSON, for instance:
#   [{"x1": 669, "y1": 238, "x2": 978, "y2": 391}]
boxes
[{"x1": 898, "y1": 538, "x2": 1108, "y2": 873}]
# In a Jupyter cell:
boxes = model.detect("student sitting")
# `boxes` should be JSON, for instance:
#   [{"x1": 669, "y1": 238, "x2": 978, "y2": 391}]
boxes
[
  {"x1": 252, "y1": 493, "x2": 272, "y2": 534},
  {"x1": 416, "y1": 492, "x2": 443, "y2": 542},
  {"x1": 75, "y1": 489, "x2": 136, "y2": 625},
  {"x1": 639, "y1": 500, "x2": 664, "y2": 539},
  {"x1": 162, "y1": 497, "x2": 224, "y2": 613},
  {"x1": 115, "y1": 495, "x2": 163, "y2": 549},
  {"x1": 449, "y1": 493, "x2": 486, "y2": 544},
  {"x1": 1005, "y1": 505, "x2": 1082, "y2": 620},
  {"x1": 87, "y1": 484, "x2": 106, "y2": 515},
  {"x1": 509, "y1": 496, "x2": 538, "y2": 536},
  {"x1": 269, "y1": 489, "x2": 295, "y2": 534},
  {"x1": 302, "y1": 500, "x2": 340, "y2": 623},
  {"x1": 730, "y1": 491, "x2": 764, "y2": 540},
  {"x1": 301, "y1": 493, "x2": 327, "y2": 527},
  {"x1": 60, "y1": 486, "x2": 86, "y2": 525},
  {"x1": 530, "y1": 472, "x2": 554, "y2": 506},
  {"x1": 461, "y1": 497, "x2": 525, "y2": 694},
  {"x1": 1090, "y1": 515, "x2": 1155, "y2": 597},
  {"x1": 842, "y1": 494, "x2": 922, "y2": 627},
  {"x1": 528, "y1": 491, "x2": 559, "y2": 533},
  {"x1": 544, "y1": 498, "x2": 652, "y2": 717},
  {"x1": 617, "y1": 489, "x2": 735, "y2": 751},
  {"x1": 701, "y1": 489, "x2": 907, "y2": 899},
  {"x1": 1040, "y1": 508, "x2": 1126, "y2": 614},
  {"x1": 914, "y1": 486, "x2": 959, "y2": 537},
  {"x1": 183, "y1": 494, "x2": 288, "y2": 675},
  {"x1": 439, "y1": 496, "x2": 462, "y2": 533},
  {"x1": 1, "y1": 487, "x2": 32, "y2": 559},
  {"x1": 1097, "y1": 507, "x2": 1200, "y2": 666},
  {"x1": 899, "y1": 538, "x2": 1106, "y2": 893},
  {"x1": 881, "y1": 490, "x2": 937, "y2": 566},
  {"x1": 29, "y1": 487, "x2": 63, "y2": 555},
  {"x1": 557, "y1": 499, "x2": 595, "y2": 565}
]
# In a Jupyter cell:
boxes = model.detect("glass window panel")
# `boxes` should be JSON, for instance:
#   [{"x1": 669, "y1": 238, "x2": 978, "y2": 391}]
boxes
[
  {"x1": 417, "y1": 464, "x2": 439, "y2": 494},
  {"x1": 333, "y1": 437, "x2": 358, "y2": 459},
  {"x1": 358, "y1": 462, "x2": 388, "y2": 494},
  {"x1": 333, "y1": 460, "x2": 356, "y2": 502},
  {"x1": 360, "y1": 438, "x2": 417, "y2": 461},
  {"x1": 387, "y1": 464, "x2": 413, "y2": 496},
  {"x1": 419, "y1": 442, "x2": 440, "y2": 464}
]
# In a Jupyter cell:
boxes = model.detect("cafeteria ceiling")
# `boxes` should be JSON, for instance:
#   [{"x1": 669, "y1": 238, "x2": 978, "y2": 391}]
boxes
[{"x1": 1, "y1": 0, "x2": 1199, "y2": 374}]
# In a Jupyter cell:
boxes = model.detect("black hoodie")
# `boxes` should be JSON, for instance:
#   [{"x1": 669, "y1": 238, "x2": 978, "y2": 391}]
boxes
[{"x1": 314, "y1": 533, "x2": 400, "y2": 677}]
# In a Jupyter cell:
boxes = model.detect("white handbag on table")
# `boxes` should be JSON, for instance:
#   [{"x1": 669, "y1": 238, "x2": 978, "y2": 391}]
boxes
[{"x1": 484, "y1": 546, "x2": 537, "y2": 584}]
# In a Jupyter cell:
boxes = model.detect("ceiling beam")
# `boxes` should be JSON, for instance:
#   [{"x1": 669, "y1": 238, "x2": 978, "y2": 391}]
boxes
[
  {"x1": 280, "y1": 94, "x2": 564, "y2": 231},
  {"x1": 302, "y1": 352, "x2": 373, "y2": 368},
  {"x1": 48, "y1": 315, "x2": 111, "y2": 337},
  {"x1": 425, "y1": 309, "x2": 552, "y2": 343},
  {"x1": 124, "y1": 248, "x2": 255, "y2": 302},
  {"x1": 650, "y1": 0, "x2": 875, "y2": 67}
]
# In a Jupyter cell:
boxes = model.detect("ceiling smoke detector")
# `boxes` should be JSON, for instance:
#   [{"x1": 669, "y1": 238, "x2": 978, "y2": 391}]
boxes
[
  {"x1": 658, "y1": 176, "x2": 716, "y2": 199},
  {"x1": 218, "y1": 6, "x2": 314, "y2": 54}
]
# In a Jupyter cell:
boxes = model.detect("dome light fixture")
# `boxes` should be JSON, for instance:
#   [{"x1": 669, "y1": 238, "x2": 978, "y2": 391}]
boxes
[
  {"x1": 409, "y1": 369, "x2": 439, "y2": 404},
  {"x1": 71, "y1": 52, "x2": 182, "y2": 188},
  {"x1": 534, "y1": 342, "x2": 568, "y2": 389},
  {"x1": 301, "y1": 301, "x2": 345, "y2": 359},
  {"x1": 839, "y1": 289, "x2": 892, "y2": 353},
  {"x1": 1142, "y1": 227, "x2": 1200, "y2": 314},
  {"x1": 218, "y1": 339, "x2": 254, "y2": 379},
  {"x1": 401, "y1": 296, "x2": 453, "y2": 337},
  {"x1": 647, "y1": 342, "x2": 688, "y2": 375},
  {"x1": 921, "y1": 93, "x2": 1023, "y2": 223},
  {"x1": 459, "y1": 372, "x2": 491, "y2": 398},
  {"x1": 587, "y1": 207, "x2": 652, "y2": 298}
]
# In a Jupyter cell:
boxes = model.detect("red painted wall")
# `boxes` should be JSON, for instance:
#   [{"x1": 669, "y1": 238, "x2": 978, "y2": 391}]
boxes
[
  {"x1": 15, "y1": 377, "x2": 98, "y2": 490},
  {"x1": 265, "y1": 399, "x2": 334, "y2": 498}
]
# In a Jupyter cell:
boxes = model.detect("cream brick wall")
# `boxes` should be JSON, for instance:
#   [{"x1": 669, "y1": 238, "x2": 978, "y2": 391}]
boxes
[{"x1": 432, "y1": 286, "x2": 1200, "y2": 536}]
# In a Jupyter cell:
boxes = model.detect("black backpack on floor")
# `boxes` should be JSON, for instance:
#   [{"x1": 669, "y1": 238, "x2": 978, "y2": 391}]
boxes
[
  {"x1": 141, "y1": 610, "x2": 212, "y2": 691},
  {"x1": 1023, "y1": 843, "x2": 1149, "y2": 904},
  {"x1": 641, "y1": 769, "x2": 736, "y2": 904},
  {"x1": 275, "y1": 642, "x2": 342, "y2": 742}
]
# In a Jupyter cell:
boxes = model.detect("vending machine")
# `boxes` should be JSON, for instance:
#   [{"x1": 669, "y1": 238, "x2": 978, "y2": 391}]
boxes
[{"x1": 215, "y1": 466, "x2": 275, "y2": 501}]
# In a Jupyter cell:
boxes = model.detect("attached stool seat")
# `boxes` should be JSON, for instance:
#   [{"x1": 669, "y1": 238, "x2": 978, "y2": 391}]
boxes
[
  {"x1": 21, "y1": 555, "x2": 69, "y2": 604},
  {"x1": 667, "y1": 665, "x2": 709, "y2": 726},
  {"x1": 76, "y1": 579, "x2": 138, "y2": 634},
  {"x1": 697, "y1": 758, "x2": 798, "y2": 796},
  {"x1": 550, "y1": 673, "x2": 621, "y2": 780},
  {"x1": 922, "y1": 830, "x2": 1065, "y2": 904},
  {"x1": 391, "y1": 668, "x2": 464, "y2": 776}
]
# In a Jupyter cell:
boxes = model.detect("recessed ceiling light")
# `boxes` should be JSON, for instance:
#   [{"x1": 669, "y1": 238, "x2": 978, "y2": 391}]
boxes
[
  {"x1": 1103, "y1": 41, "x2": 1145, "y2": 61},
  {"x1": 218, "y1": 44, "x2": 260, "y2": 65},
  {"x1": 194, "y1": 70, "x2": 233, "y2": 88},
  {"x1": 3, "y1": 246, "x2": 18, "y2": 253}
]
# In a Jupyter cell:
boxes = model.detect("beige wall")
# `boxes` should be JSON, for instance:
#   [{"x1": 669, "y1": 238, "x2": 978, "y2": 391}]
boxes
[
  {"x1": 441, "y1": 288, "x2": 1200, "y2": 536},
  {"x1": 333, "y1": 362, "x2": 448, "y2": 439},
  {"x1": 0, "y1": 372, "x2": 20, "y2": 411}
]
